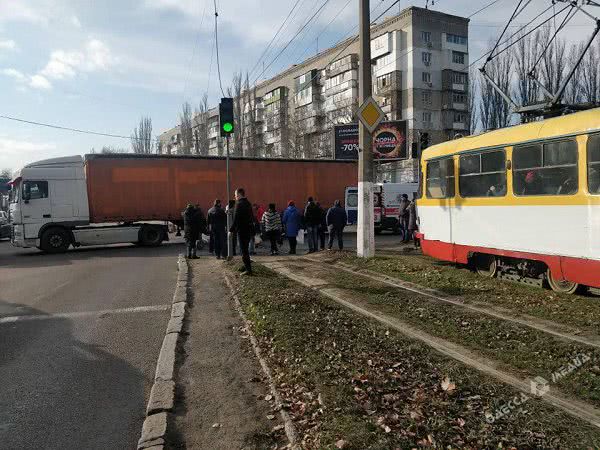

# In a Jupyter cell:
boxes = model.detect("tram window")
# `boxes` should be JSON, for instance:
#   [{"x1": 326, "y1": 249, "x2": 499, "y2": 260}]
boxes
[
  {"x1": 459, "y1": 150, "x2": 506, "y2": 197},
  {"x1": 588, "y1": 134, "x2": 600, "y2": 194},
  {"x1": 426, "y1": 158, "x2": 455, "y2": 199},
  {"x1": 513, "y1": 140, "x2": 578, "y2": 196}
]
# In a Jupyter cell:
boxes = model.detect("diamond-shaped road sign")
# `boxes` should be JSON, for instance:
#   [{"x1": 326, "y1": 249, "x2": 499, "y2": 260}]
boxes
[{"x1": 357, "y1": 96, "x2": 385, "y2": 133}]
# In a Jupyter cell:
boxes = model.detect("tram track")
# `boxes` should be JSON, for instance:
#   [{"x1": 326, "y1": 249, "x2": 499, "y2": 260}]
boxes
[
  {"x1": 301, "y1": 255, "x2": 600, "y2": 350},
  {"x1": 260, "y1": 258, "x2": 600, "y2": 430}
]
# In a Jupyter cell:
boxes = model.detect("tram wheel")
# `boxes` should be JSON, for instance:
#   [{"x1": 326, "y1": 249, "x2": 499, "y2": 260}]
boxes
[
  {"x1": 546, "y1": 269, "x2": 581, "y2": 294},
  {"x1": 474, "y1": 254, "x2": 497, "y2": 278}
]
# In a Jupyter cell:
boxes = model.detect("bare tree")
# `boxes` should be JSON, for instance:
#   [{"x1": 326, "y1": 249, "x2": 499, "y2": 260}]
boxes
[
  {"x1": 0, "y1": 168, "x2": 11, "y2": 179},
  {"x1": 194, "y1": 93, "x2": 209, "y2": 155},
  {"x1": 579, "y1": 37, "x2": 600, "y2": 104},
  {"x1": 538, "y1": 25, "x2": 567, "y2": 97},
  {"x1": 512, "y1": 29, "x2": 541, "y2": 112},
  {"x1": 564, "y1": 41, "x2": 584, "y2": 105},
  {"x1": 242, "y1": 74, "x2": 261, "y2": 157},
  {"x1": 179, "y1": 102, "x2": 193, "y2": 155},
  {"x1": 131, "y1": 116, "x2": 154, "y2": 154},
  {"x1": 156, "y1": 138, "x2": 164, "y2": 155},
  {"x1": 468, "y1": 68, "x2": 478, "y2": 134},
  {"x1": 227, "y1": 71, "x2": 245, "y2": 157},
  {"x1": 479, "y1": 47, "x2": 513, "y2": 130},
  {"x1": 101, "y1": 146, "x2": 128, "y2": 154}
]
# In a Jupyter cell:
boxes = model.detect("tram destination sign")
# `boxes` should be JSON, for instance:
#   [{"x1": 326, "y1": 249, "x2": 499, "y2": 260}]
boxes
[{"x1": 333, "y1": 121, "x2": 408, "y2": 162}]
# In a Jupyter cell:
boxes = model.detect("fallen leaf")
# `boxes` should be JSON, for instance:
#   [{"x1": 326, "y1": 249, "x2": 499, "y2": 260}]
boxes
[
  {"x1": 212, "y1": 423, "x2": 221, "y2": 428},
  {"x1": 457, "y1": 418, "x2": 465, "y2": 427},
  {"x1": 441, "y1": 377, "x2": 456, "y2": 392},
  {"x1": 264, "y1": 394, "x2": 273, "y2": 401},
  {"x1": 335, "y1": 439, "x2": 348, "y2": 448},
  {"x1": 267, "y1": 414, "x2": 276, "y2": 420}
]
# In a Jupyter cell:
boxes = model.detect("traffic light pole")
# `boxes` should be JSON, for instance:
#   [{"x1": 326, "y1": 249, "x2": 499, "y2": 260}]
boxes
[
  {"x1": 357, "y1": 0, "x2": 375, "y2": 258},
  {"x1": 226, "y1": 134, "x2": 233, "y2": 260}
]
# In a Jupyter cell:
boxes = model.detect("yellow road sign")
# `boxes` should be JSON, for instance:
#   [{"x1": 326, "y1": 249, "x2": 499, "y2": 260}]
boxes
[{"x1": 357, "y1": 96, "x2": 385, "y2": 133}]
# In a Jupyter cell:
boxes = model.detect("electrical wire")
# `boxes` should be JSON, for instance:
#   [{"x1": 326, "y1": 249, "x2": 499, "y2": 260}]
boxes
[
  {"x1": 253, "y1": 0, "x2": 332, "y2": 84},
  {"x1": 247, "y1": 0, "x2": 304, "y2": 79},
  {"x1": 468, "y1": 0, "x2": 503, "y2": 18},
  {"x1": 182, "y1": 0, "x2": 208, "y2": 100},
  {"x1": 213, "y1": 0, "x2": 225, "y2": 97},
  {"x1": 0, "y1": 114, "x2": 152, "y2": 142}
]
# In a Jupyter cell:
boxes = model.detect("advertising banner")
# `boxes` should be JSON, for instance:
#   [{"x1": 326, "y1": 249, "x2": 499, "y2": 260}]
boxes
[
  {"x1": 333, "y1": 121, "x2": 408, "y2": 162},
  {"x1": 333, "y1": 124, "x2": 359, "y2": 160}
]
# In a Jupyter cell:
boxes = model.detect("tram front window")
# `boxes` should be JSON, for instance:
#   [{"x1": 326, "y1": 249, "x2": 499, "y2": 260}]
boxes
[{"x1": 588, "y1": 134, "x2": 600, "y2": 194}]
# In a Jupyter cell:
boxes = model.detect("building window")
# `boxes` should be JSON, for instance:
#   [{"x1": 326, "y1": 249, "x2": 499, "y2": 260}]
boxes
[
  {"x1": 426, "y1": 158, "x2": 455, "y2": 199},
  {"x1": 459, "y1": 150, "x2": 507, "y2": 197},
  {"x1": 447, "y1": 33, "x2": 468, "y2": 45},
  {"x1": 422, "y1": 91, "x2": 432, "y2": 104},
  {"x1": 452, "y1": 93, "x2": 466, "y2": 103},
  {"x1": 588, "y1": 134, "x2": 600, "y2": 194},
  {"x1": 513, "y1": 140, "x2": 579, "y2": 196},
  {"x1": 422, "y1": 52, "x2": 432, "y2": 65},
  {"x1": 452, "y1": 72, "x2": 467, "y2": 84},
  {"x1": 421, "y1": 31, "x2": 431, "y2": 43},
  {"x1": 422, "y1": 72, "x2": 431, "y2": 83},
  {"x1": 452, "y1": 51, "x2": 465, "y2": 65},
  {"x1": 454, "y1": 112, "x2": 467, "y2": 122},
  {"x1": 422, "y1": 111, "x2": 432, "y2": 122}
]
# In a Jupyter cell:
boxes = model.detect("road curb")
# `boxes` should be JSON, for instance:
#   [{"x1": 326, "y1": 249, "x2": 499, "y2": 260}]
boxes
[{"x1": 137, "y1": 254, "x2": 189, "y2": 450}]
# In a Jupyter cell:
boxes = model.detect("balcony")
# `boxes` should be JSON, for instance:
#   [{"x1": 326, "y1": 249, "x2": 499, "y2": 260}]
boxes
[
  {"x1": 325, "y1": 78, "x2": 358, "y2": 96},
  {"x1": 375, "y1": 71, "x2": 401, "y2": 98},
  {"x1": 326, "y1": 54, "x2": 358, "y2": 78}
]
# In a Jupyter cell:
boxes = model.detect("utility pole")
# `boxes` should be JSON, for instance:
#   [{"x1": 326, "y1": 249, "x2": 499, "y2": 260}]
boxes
[
  {"x1": 357, "y1": 0, "x2": 375, "y2": 258},
  {"x1": 226, "y1": 134, "x2": 233, "y2": 260}
]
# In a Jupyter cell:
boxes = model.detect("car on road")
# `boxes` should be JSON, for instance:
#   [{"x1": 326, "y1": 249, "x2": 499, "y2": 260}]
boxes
[{"x1": 0, "y1": 211, "x2": 10, "y2": 240}]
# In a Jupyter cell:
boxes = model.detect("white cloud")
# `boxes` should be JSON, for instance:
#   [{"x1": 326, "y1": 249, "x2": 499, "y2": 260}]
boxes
[
  {"x1": 70, "y1": 15, "x2": 81, "y2": 28},
  {"x1": 0, "y1": 138, "x2": 58, "y2": 170},
  {"x1": 0, "y1": 0, "x2": 47, "y2": 24},
  {"x1": 29, "y1": 74, "x2": 51, "y2": 90},
  {"x1": 40, "y1": 39, "x2": 114, "y2": 81},
  {"x1": 1, "y1": 68, "x2": 26, "y2": 82},
  {"x1": 0, "y1": 39, "x2": 17, "y2": 51}
]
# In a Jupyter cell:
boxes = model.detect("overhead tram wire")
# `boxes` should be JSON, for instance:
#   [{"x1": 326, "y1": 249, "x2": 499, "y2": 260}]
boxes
[
  {"x1": 213, "y1": 0, "x2": 225, "y2": 97},
  {"x1": 0, "y1": 114, "x2": 152, "y2": 142},
  {"x1": 467, "y1": 0, "x2": 504, "y2": 18},
  {"x1": 286, "y1": 0, "x2": 335, "y2": 64},
  {"x1": 182, "y1": 0, "x2": 208, "y2": 101},
  {"x1": 252, "y1": 0, "x2": 333, "y2": 85},
  {"x1": 467, "y1": 2, "x2": 564, "y2": 70},
  {"x1": 247, "y1": 0, "x2": 304, "y2": 80},
  {"x1": 530, "y1": 3, "x2": 577, "y2": 73}
]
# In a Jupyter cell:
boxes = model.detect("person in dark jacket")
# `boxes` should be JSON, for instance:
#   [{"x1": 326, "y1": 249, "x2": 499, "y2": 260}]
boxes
[
  {"x1": 398, "y1": 194, "x2": 410, "y2": 242},
  {"x1": 207, "y1": 199, "x2": 227, "y2": 259},
  {"x1": 304, "y1": 197, "x2": 321, "y2": 253},
  {"x1": 230, "y1": 188, "x2": 254, "y2": 275},
  {"x1": 261, "y1": 203, "x2": 283, "y2": 255},
  {"x1": 226, "y1": 199, "x2": 237, "y2": 256},
  {"x1": 317, "y1": 202, "x2": 326, "y2": 250},
  {"x1": 282, "y1": 201, "x2": 302, "y2": 254},
  {"x1": 182, "y1": 203, "x2": 206, "y2": 259},
  {"x1": 326, "y1": 200, "x2": 347, "y2": 251}
]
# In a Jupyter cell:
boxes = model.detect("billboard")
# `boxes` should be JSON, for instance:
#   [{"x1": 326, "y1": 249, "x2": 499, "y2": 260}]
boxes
[
  {"x1": 333, "y1": 121, "x2": 408, "y2": 162},
  {"x1": 333, "y1": 124, "x2": 359, "y2": 160}
]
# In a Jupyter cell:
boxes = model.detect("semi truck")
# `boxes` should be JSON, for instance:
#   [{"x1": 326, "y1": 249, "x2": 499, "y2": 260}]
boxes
[{"x1": 9, "y1": 154, "x2": 357, "y2": 253}]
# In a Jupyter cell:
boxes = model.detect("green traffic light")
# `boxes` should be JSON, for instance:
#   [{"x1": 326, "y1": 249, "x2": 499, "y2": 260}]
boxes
[{"x1": 222, "y1": 122, "x2": 233, "y2": 133}]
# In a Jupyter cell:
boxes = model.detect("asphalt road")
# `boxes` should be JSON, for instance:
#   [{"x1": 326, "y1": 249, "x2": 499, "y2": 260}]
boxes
[{"x1": 0, "y1": 238, "x2": 184, "y2": 450}]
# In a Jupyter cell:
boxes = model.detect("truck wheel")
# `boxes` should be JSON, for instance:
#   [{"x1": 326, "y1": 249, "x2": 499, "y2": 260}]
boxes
[
  {"x1": 40, "y1": 227, "x2": 71, "y2": 253},
  {"x1": 139, "y1": 225, "x2": 163, "y2": 246}
]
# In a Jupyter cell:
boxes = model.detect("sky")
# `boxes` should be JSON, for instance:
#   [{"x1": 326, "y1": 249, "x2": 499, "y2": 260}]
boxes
[{"x1": 0, "y1": 0, "x2": 597, "y2": 172}]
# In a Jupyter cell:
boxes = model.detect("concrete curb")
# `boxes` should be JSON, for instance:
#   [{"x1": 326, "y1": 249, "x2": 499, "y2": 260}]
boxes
[{"x1": 137, "y1": 254, "x2": 190, "y2": 450}]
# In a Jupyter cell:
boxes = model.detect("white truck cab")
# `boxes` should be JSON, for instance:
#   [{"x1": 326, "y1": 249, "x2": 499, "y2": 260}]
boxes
[{"x1": 10, "y1": 155, "x2": 166, "y2": 252}]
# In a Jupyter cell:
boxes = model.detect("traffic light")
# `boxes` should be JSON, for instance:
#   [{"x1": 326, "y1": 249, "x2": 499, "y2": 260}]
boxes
[
  {"x1": 419, "y1": 132, "x2": 430, "y2": 150},
  {"x1": 219, "y1": 97, "x2": 234, "y2": 137}
]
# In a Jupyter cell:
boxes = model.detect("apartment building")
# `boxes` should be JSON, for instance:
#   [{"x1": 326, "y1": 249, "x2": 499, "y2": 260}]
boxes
[{"x1": 158, "y1": 6, "x2": 470, "y2": 182}]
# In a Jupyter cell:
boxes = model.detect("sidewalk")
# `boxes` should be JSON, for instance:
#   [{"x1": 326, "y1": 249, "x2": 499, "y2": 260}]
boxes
[{"x1": 171, "y1": 258, "x2": 286, "y2": 449}]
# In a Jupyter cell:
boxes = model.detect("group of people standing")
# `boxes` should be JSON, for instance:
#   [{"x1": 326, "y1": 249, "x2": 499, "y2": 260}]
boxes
[
  {"x1": 182, "y1": 188, "x2": 349, "y2": 276},
  {"x1": 398, "y1": 193, "x2": 418, "y2": 244}
]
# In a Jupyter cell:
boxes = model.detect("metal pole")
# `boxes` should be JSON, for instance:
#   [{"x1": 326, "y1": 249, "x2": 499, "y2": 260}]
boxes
[
  {"x1": 357, "y1": 0, "x2": 374, "y2": 258},
  {"x1": 226, "y1": 135, "x2": 233, "y2": 260}
]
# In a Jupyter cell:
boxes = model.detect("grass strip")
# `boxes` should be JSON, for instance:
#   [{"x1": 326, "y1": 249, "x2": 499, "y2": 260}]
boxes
[
  {"x1": 231, "y1": 264, "x2": 600, "y2": 449},
  {"x1": 335, "y1": 253, "x2": 600, "y2": 335}
]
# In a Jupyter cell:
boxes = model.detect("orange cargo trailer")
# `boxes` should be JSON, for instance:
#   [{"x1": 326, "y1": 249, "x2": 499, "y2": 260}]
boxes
[{"x1": 85, "y1": 154, "x2": 358, "y2": 224}]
